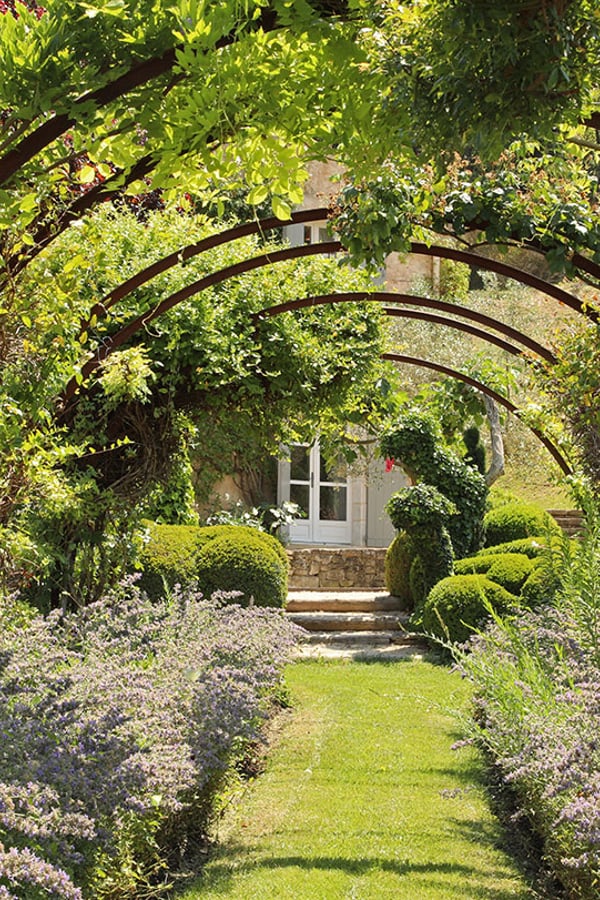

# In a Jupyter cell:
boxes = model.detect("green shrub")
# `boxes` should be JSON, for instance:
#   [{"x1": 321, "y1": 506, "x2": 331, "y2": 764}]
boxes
[
  {"x1": 486, "y1": 553, "x2": 534, "y2": 595},
  {"x1": 385, "y1": 483, "x2": 457, "y2": 530},
  {"x1": 454, "y1": 554, "x2": 500, "y2": 575},
  {"x1": 384, "y1": 531, "x2": 417, "y2": 607},
  {"x1": 381, "y1": 412, "x2": 487, "y2": 558},
  {"x1": 421, "y1": 574, "x2": 516, "y2": 644},
  {"x1": 478, "y1": 537, "x2": 550, "y2": 558},
  {"x1": 455, "y1": 552, "x2": 534, "y2": 594},
  {"x1": 484, "y1": 502, "x2": 561, "y2": 547},
  {"x1": 385, "y1": 484, "x2": 455, "y2": 609},
  {"x1": 195, "y1": 532, "x2": 287, "y2": 607},
  {"x1": 520, "y1": 563, "x2": 562, "y2": 608},
  {"x1": 137, "y1": 523, "x2": 287, "y2": 603}
]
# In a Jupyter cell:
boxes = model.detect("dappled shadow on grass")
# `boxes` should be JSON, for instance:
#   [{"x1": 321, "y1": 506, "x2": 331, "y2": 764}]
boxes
[{"x1": 181, "y1": 848, "x2": 530, "y2": 899}]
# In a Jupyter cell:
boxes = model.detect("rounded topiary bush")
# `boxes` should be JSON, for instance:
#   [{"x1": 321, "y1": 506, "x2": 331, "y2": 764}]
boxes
[
  {"x1": 195, "y1": 531, "x2": 288, "y2": 607},
  {"x1": 484, "y1": 502, "x2": 561, "y2": 547},
  {"x1": 478, "y1": 537, "x2": 550, "y2": 559},
  {"x1": 520, "y1": 563, "x2": 562, "y2": 609},
  {"x1": 486, "y1": 553, "x2": 534, "y2": 595},
  {"x1": 137, "y1": 523, "x2": 287, "y2": 602},
  {"x1": 385, "y1": 531, "x2": 417, "y2": 607},
  {"x1": 421, "y1": 574, "x2": 516, "y2": 644}
]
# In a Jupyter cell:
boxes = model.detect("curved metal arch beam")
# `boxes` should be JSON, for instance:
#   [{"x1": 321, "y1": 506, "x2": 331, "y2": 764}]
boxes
[
  {"x1": 62, "y1": 239, "x2": 342, "y2": 405},
  {"x1": 382, "y1": 352, "x2": 571, "y2": 476},
  {"x1": 382, "y1": 308, "x2": 539, "y2": 360},
  {"x1": 409, "y1": 242, "x2": 595, "y2": 320},
  {"x1": 254, "y1": 291, "x2": 556, "y2": 363},
  {"x1": 78, "y1": 206, "x2": 591, "y2": 334},
  {"x1": 62, "y1": 278, "x2": 555, "y2": 411},
  {"x1": 83, "y1": 206, "x2": 332, "y2": 327}
]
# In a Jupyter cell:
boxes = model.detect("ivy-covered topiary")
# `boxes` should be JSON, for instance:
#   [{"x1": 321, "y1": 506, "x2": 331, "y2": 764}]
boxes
[
  {"x1": 137, "y1": 523, "x2": 287, "y2": 603},
  {"x1": 385, "y1": 483, "x2": 457, "y2": 531},
  {"x1": 385, "y1": 484, "x2": 456, "y2": 611},
  {"x1": 381, "y1": 412, "x2": 487, "y2": 558},
  {"x1": 421, "y1": 574, "x2": 516, "y2": 644},
  {"x1": 484, "y1": 502, "x2": 561, "y2": 547},
  {"x1": 384, "y1": 531, "x2": 417, "y2": 607}
]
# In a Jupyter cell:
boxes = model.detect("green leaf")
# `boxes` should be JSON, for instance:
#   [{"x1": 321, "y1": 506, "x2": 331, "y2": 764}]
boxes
[{"x1": 272, "y1": 197, "x2": 292, "y2": 221}]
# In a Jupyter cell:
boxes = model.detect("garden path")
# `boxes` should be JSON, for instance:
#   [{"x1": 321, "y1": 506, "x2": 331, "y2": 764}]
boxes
[{"x1": 176, "y1": 660, "x2": 535, "y2": 899}]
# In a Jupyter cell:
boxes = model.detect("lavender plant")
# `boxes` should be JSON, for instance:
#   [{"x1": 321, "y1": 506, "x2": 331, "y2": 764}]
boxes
[
  {"x1": 457, "y1": 507, "x2": 600, "y2": 900},
  {"x1": 0, "y1": 579, "x2": 299, "y2": 897}
]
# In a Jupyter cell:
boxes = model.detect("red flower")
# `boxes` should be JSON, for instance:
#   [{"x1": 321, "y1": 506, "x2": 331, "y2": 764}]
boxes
[{"x1": 385, "y1": 457, "x2": 395, "y2": 472}]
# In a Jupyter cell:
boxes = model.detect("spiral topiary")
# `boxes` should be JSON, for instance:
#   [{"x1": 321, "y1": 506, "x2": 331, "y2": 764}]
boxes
[
  {"x1": 381, "y1": 411, "x2": 487, "y2": 559},
  {"x1": 385, "y1": 484, "x2": 456, "y2": 612}
]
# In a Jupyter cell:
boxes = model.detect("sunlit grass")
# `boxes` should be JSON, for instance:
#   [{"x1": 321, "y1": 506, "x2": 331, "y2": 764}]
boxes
[{"x1": 175, "y1": 658, "x2": 534, "y2": 899}]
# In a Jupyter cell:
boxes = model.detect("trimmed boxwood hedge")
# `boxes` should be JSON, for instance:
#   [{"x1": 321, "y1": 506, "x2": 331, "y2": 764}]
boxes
[
  {"x1": 477, "y1": 537, "x2": 550, "y2": 558},
  {"x1": 484, "y1": 502, "x2": 561, "y2": 547},
  {"x1": 421, "y1": 574, "x2": 516, "y2": 644},
  {"x1": 384, "y1": 531, "x2": 417, "y2": 607},
  {"x1": 137, "y1": 523, "x2": 288, "y2": 606},
  {"x1": 455, "y1": 552, "x2": 534, "y2": 595}
]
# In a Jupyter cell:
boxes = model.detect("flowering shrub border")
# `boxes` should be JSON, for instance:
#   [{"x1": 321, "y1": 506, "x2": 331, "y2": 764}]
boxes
[
  {"x1": 457, "y1": 516, "x2": 600, "y2": 899},
  {"x1": 0, "y1": 579, "x2": 299, "y2": 897}
]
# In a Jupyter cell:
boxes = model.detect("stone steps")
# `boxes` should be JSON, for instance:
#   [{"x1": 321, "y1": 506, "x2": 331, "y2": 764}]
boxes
[
  {"x1": 287, "y1": 610, "x2": 409, "y2": 632},
  {"x1": 286, "y1": 590, "x2": 403, "y2": 613},
  {"x1": 548, "y1": 509, "x2": 584, "y2": 537},
  {"x1": 285, "y1": 590, "x2": 424, "y2": 658}
]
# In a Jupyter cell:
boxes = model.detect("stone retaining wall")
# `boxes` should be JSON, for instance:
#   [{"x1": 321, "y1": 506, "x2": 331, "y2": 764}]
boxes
[{"x1": 287, "y1": 547, "x2": 386, "y2": 590}]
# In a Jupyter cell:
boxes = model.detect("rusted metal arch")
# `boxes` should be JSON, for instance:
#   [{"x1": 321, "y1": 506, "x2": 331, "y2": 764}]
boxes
[
  {"x1": 79, "y1": 206, "x2": 591, "y2": 332},
  {"x1": 82, "y1": 207, "x2": 334, "y2": 328},
  {"x1": 382, "y1": 353, "x2": 571, "y2": 476},
  {"x1": 254, "y1": 292, "x2": 556, "y2": 363},
  {"x1": 383, "y1": 308, "x2": 541, "y2": 359},
  {"x1": 62, "y1": 239, "x2": 342, "y2": 405},
  {"x1": 62, "y1": 211, "x2": 583, "y2": 405}
]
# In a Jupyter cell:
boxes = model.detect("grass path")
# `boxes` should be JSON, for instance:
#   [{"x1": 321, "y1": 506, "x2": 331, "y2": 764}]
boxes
[{"x1": 177, "y1": 657, "x2": 534, "y2": 899}]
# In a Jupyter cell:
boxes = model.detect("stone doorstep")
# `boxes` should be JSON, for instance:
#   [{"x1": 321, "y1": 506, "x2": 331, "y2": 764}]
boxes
[
  {"x1": 286, "y1": 591, "x2": 403, "y2": 613},
  {"x1": 286, "y1": 610, "x2": 410, "y2": 632},
  {"x1": 296, "y1": 629, "x2": 421, "y2": 646},
  {"x1": 295, "y1": 642, "x2": 424, "y2": 660}
]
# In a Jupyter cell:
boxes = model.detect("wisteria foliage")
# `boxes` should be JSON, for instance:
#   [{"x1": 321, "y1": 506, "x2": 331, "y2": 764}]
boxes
[{"x1": 0, "y1": 580, "x2": 299, "y2": 897}]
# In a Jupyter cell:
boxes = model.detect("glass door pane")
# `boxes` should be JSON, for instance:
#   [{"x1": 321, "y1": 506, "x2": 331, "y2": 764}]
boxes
[{"x1": 318, "y1": 449, "x2": 348, "y2": 522}]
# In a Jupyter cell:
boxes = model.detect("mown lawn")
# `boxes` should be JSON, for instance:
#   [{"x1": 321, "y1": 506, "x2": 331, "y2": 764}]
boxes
[{"x1": 176, "y1": 657, "x2": 534, "y2": 899}]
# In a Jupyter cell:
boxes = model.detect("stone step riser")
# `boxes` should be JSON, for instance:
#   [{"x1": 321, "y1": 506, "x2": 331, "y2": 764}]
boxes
[
  {"x1": 299, "y1": 630, "x2": 421, "y2": 646},
  {"x1": 287, "y1": 612, "x2": 409, "y2": 633},
  {"x1": 286, "y1": 599, "x2": 401, "y2": 613}
]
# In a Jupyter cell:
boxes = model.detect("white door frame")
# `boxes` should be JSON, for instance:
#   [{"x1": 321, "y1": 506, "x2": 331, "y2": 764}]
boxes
[{"x1": 279, "y1": 441, "x2": 365, "y2": 545}]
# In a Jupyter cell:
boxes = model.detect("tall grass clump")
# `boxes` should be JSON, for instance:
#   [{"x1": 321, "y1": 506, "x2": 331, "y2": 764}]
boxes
[
  {"x1": 0, "y1": 579, "x2": 299, "y2": 898},
  {"x1": 457, "y1": 504, "x2": 600, "y2": 899}
]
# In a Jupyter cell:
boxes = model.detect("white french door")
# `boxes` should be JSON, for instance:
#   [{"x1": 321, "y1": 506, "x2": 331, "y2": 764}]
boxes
[{"x1": 282, "y1": 442, "x2": 352, "y2": 545}]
